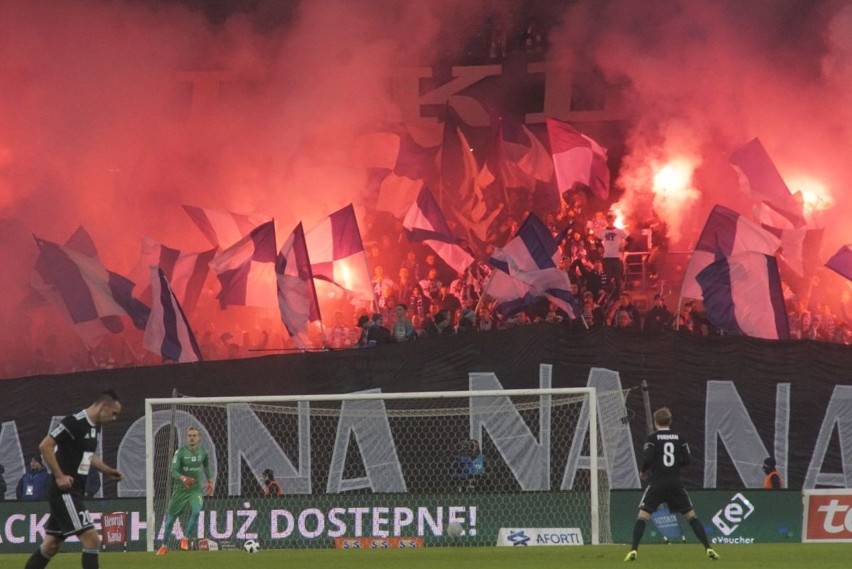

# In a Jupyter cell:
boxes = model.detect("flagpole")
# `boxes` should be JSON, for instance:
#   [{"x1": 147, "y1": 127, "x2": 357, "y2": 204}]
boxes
[{"x1": 473, "y1": 269, "x2": 497, "y2": 316}]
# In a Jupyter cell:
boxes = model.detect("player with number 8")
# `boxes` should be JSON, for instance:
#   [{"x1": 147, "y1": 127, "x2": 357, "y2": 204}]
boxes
[
  {"x1": 156, "y1": 426, "x2": 214, "y2": 555},
  {"x1": 624, "y1": 407, "x2": 719, "y2": 562}
]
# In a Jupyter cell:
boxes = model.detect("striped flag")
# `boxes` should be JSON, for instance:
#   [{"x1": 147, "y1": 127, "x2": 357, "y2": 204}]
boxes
[
  {"x1": 183, "y1": 205, "x2": 271, "y2": 250},
  {"x1": 276, "y1": 223, "x2": 322, "y2": 347},
  {"x1": 32, "y1": 236, "x2": 150, "y2": 344},
  {"x1": 729, "y1": 138, "x2": 805, "y2": 228},
  {"x1": 355, "y1": 125, "x2": 437, "y2": 219},
  {"x1": 758, "y1": 223, "x2": 824, "y2": 279},
  {"x1": 681, "y1": 205, "x2": 781, "y2": 301},
  {"x1": 132, "y1": 237, "x2": 216, "y2": 315},
  {"x1": 696, "y1": 252, "x2": 789, "y2": 340},
  {"x1": 209, "y1": 221, "x2": 278, "y2": 309},
  {"x1": 144, "y1": 267, "x2": 203, "y2": 362},
  {"x1": 403, "y1": 186, "x2": 474, "y2": 275},
  {"x1": 546, "y1": 117, "x2": 610, "y2": 200},
  {"x1": 486, "y1": 213, "x2": 577, "y2": 318},
  {"x1": 304, "y1": 204, "x2": 373, "y2": 302}
]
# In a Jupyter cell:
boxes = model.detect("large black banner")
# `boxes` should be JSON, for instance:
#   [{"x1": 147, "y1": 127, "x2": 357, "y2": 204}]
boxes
[{"x1": 1, "y1": 324, "x2": 850, "y2": 496}]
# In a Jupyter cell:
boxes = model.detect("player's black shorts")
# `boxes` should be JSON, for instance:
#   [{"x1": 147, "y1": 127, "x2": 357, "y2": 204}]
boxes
[
  {"x1": 638, "y1": 480, "x2": 693, "y2": 514},
  {"x1": 45, "y1": 487, "x2": 95, "y2": 539}
]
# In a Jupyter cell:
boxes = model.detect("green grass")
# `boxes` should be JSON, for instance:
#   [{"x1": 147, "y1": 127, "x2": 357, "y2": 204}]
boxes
[{"x1": 6, "y1": 544, "x2": 851, "y2": 569}]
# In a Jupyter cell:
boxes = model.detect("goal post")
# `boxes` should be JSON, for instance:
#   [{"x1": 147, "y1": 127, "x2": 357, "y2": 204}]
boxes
[{"x1": 145, "y1": 387, "x2": 623, "y2": 551}]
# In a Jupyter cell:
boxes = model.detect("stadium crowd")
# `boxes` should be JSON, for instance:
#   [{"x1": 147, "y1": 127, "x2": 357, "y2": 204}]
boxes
[{"x1": 8, "y1": 196, "x2": 850, "y2": 381}]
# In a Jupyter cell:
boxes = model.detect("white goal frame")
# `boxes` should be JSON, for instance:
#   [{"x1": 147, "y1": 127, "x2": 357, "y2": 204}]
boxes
[{"x1": 145, "y1": 387, "x2": 600, "y2": 551}]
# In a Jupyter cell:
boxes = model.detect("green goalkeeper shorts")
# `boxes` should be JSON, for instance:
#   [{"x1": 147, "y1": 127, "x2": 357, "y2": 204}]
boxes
[{"x1": 167, "y1": 490, "x2": 203, "y2": 517}]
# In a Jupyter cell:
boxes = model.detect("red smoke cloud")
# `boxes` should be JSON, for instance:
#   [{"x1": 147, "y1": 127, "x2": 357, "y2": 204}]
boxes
[{"x1": 1, "y1": 0, "x2": 849, "y2": 377}]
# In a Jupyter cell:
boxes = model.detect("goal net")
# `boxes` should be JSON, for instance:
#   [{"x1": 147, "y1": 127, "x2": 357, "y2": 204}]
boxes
[{"x1": 145, "y1": 385, "x2": 628, "y2": 551}]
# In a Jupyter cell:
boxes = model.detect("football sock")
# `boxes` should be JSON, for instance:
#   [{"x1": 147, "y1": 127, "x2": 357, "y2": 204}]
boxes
[
  {"x1": 630, "y1": 518, "x2": 647, "y2": 550},
  {"x1": 82, "y1": 548, "x2": 99, "y2": 569},
  {"x1": 689, "y1": 517, "x2": 710, "y2": 548},
  {"x1": 24, "y1": 545, "x2": 53, "y2": 569},
  {"x1": 162, "y1": 514, "x2": 177, "y2": 545},
  {"x1": 184, "y1": 501, "x2": 202, "y2": 537}
]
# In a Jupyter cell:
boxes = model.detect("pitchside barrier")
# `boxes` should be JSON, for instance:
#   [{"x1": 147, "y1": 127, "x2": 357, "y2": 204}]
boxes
[
  {"x1": 611, "y1": 489, "x2": 803, "y2": 545},
  {"x1": 0, "y1": 490, "x2": 816, "y2": 553}
]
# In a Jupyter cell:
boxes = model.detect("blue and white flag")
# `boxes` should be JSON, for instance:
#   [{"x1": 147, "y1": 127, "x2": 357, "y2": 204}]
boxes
[
  {"x1": 183, "y1": 204, "x2": 271, "y2": 250},
  {"x1": 144, "y1": 267, "x2": 203, "y2": 363},
  {"x1": 729, "y1": 138, "x2": 805, "y2": 228},
  {"x1": 305, "y1": 204, "x2": 373, "y2": 302},
  {"x1": 32, "y1": 235, "x2": 150, "y2": 344},
  {"x1": 486, "y1": 213, "x2": 576, "y2": 318},
  {"x1": 403, "y1": 186, "x2": 474, "y2": 275},
  {"x1": 209, "y1": 221, "x2": 278, "y2": 309},
  {"x1": 131, "y1": 237, "x2": 217, "y2": 315},
  {"x1": 696, "y1": 252, "x2": 789, "y2": 340},
  {"x1": 681, "y1": 205, "x2": 781, "y2": 301},
  {"x1": 276, "y1": 222, "x2": 322, "y2": 347}
]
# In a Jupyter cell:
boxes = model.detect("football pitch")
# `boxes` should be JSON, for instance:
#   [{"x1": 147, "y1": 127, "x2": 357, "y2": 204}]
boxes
[{"x1": 5, "y1": 544, "x2": 849, "y2": 568}]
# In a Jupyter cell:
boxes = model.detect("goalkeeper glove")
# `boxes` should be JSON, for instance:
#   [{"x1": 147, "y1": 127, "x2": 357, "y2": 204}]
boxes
[
  {"x1": 205, "y1": 480, "x2": 214, "y2": 496},
  {"x1": 180, "y1": 475, "x2": 195, "y2": 489}
]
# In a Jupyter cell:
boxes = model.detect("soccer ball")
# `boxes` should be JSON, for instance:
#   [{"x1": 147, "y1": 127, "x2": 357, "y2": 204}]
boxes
[
  {"x1": 243, "y1": 539, "x2": 260, "y2": 554},
  {"x1": 446, "y1": 521, "x2": 465, "y2": 537}
]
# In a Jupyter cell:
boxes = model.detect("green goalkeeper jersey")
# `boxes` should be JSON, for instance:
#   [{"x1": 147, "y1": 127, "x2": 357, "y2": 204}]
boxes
[{"x1": 171, "y1": 445, "x2": 211, "y2": 494}]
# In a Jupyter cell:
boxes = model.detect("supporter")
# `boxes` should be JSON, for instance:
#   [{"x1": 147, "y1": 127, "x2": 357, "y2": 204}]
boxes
[
  {"x1": 408, "y1": 284, "x2": 431, "y2": 324},
  {"x1": 367, "y1": 314, "x2": 393, "y2": 346},
  {"x1": 396, "y1": 267, "x2": 416, "y2": 307},
  {"x1": 644, "y1": 295, "x2": 674, "y2": 332},
  {"x1": 437, "y1": 283, "x2": 462, "y2": 315},
  {"x1": 608, "y1": 293, "x2": 642, "y2": 330},
  {"x1": 327, "y1": 311, "x2": 354, "y2": 349},
  {"x1": 371, "y1": 266, "x2": 394, "y2": 300},
  {"x1": 457, "y1": 309, "x2": 477, "y2": 333},
  {"x1": 581, "y1": 294, "x2": 604, "y2": 329},
  {"x1": 613, "y1": 309, "x2": 635, "y2": 330},
  {"x1": 676, "y1": 301, "x2": 701, "y2": 335},
  {"x1": 400, "y1": 250, "x2": 421, "y2": 282},
  {"x1": 419, "y1": 268, "x2": 442, "y2": 302},
  {"x1": 391, "y1": 304, "x2": 417, "y2": 342},
  {"x1": 422, "y1": 310, "x2": 453, "y2": 336},
  {"x1": 596, "y1": 212, "x2": 629, "y2": 294}
]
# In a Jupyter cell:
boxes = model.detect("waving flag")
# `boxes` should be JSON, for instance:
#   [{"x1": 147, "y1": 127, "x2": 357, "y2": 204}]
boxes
[
  {"x1": 403, "y1": 186, "x2": 474, "y2": 275},
  {"x1": 440, "y1": 103, "x2": 479, "y2": 207},
  {"x1": 32, "y1": 236, "x2": 150, "y2": 344},
  {"x1": 486, "y1": 213, "x2": 576, "y2": 318},
  {"x1": 183, "y1": 205, "x2": 271, "y2": 250},
  {"x1": 25, "y1": 226, "x2": 101, "y2": 311},
  {"x1": 546, "y1": 117, "x2": 610, "y2": 200},
  {"x1": 304, "y1": 204, "x2": 373, "y2": 302},
  {"x1": 681, "y1": 205, "x2": 781, "y2": 300},
  {"x1": 355, "y1": 125, "x2": 437, "y2": 219},
  {"x1": 758, "y1": 222, "x2": 824, "y2": 279},
  {"x1": 825, "y1": 245, "x2": 852, "y2": 281},
  {"x1": 729, "y1": 138, "x2": 805, "y2": 228},
  {"x1": 276, "y1": 223, "x2": 322, "y2": 347},
  {"x1": 144, "y1": 267, "x2": 202, "y2": 363},
  {"x1": 209, "y1": 221, "x2": 278, "y2": 309},
  {"x1": 503, "y1": 120, "x2": 554, "y2": 183},
  {"x1": 697, "y1": 252, "x2": 789, "y2": 340},
  {"x1": 131, "y1": 237, "x2": 216, "y2": 315}
]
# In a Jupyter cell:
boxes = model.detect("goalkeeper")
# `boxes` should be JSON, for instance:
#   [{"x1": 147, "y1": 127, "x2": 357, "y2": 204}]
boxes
[{"x1": 156, "y1": 426, "x2": 213, "y2": 555}]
